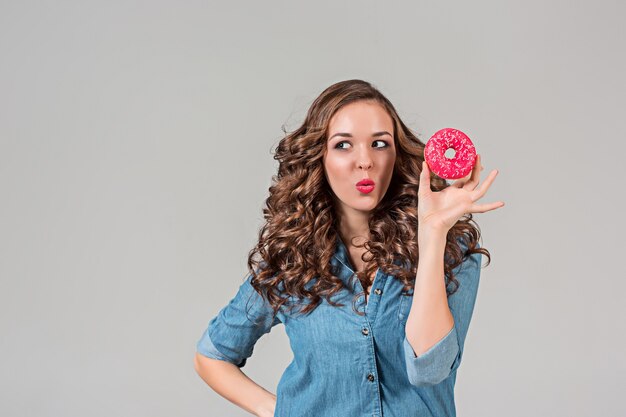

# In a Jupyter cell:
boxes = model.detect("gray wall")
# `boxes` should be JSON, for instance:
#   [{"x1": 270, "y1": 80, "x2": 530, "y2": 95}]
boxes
[{"x1": 1, "y1": 1, "x2": 623, "y2": 416}]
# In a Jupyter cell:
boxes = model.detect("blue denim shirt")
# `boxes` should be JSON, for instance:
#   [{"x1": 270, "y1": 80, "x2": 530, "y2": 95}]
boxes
[{"x1": 196, "y1": 237, "x2": 482, "y2": 417}]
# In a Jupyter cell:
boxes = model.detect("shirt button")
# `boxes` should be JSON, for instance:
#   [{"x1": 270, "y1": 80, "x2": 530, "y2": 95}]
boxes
[
  {"x1": 374, "y1": 288, "x2": 382, "y2": 295},
  {"x1": 362, "y1": 327, "x2": 369, "y2": 336},
  {"x1": 367, "y1": 373, "x2": 375, "y2": 382}
]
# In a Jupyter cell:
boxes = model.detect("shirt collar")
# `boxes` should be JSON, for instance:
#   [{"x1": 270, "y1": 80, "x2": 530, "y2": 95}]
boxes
[{"x1": 333, "y1": 236, "x2": 406, "y2": 272}]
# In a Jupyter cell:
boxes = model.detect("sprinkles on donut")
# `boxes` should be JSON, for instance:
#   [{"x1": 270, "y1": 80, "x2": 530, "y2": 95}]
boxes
[{"x1": 424, "y1": 128, "x2": 477, "y2": 180}]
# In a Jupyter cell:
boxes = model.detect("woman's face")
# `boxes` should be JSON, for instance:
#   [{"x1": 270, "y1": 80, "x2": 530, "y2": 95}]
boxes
[{"x1": 323, "y1": 100, "x2": 396, "y2": 216}]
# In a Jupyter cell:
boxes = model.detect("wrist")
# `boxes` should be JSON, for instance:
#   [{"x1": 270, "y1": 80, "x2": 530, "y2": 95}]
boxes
[
  {"x1": 418, "y1": 223, "x2": 447, "y2": 238},
  {"x1": 418, "y1": 225, "x2": 448, "y2": 248},
  {"x1": 255, "y1": 393, "x2": 277, "y2": 417}
]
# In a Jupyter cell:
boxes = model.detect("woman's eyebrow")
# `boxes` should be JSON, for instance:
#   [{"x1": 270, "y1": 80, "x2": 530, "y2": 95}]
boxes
[{"x1": 329, "y1": 131, "x2": 392, "y2": 140}]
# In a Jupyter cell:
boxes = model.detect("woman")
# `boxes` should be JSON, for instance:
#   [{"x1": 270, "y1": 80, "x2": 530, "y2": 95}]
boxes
[{"x1": 194, "y1": 79, "x2": 504, "y2": 417}]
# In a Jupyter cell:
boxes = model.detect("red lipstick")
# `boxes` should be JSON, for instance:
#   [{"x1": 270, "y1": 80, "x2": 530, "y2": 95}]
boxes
[{"x1": 355, "y1": 178, "x2": 375, "y2": 193}]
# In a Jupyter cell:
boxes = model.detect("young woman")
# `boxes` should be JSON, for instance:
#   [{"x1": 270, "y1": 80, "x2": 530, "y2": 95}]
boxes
[{"x1": 194, "y1": 79, "x2": 504, "y2": 417}]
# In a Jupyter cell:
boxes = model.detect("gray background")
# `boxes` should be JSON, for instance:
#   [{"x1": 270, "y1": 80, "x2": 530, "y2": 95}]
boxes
[{"x1": 1, "y1": 1, "x2": 623, "y2": 416}]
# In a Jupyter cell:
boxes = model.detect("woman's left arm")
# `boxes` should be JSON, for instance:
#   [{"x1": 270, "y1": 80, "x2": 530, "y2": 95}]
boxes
[
  {"x1": 404, "y1": 154, "x2": 503, "y2": 387},
  {"x1": 403, "y1": 230, "x2": 482, "y2": 387},
  {"x1": 405, "y1": 227, "x2": 455, "y2": 359}
]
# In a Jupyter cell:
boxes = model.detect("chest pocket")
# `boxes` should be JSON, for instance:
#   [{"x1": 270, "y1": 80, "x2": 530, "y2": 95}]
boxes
[{"x1": 397, "y1": 289, "x2": 413, "y2": 323}]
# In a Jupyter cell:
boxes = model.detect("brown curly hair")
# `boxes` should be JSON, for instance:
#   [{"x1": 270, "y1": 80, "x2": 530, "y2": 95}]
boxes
[{"x1": 244, "y1": 79, "x2": 490, "y2": 323}]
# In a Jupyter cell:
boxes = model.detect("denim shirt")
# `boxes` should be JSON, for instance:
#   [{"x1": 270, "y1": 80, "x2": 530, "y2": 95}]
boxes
[{"x1": 196, "y1": 237, "x2": 482, "y2": 417}]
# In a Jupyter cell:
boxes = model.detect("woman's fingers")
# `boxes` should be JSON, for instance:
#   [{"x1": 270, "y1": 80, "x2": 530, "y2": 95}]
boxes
[
  {"x1": 442, "y1": 153, "x2": 504, "y2": 212},
  {"x1": 451, "y1": 154, "x2": 483, "y2": 189},
  {"x1": 472, "y1": 169, "x2": 500, "y2": 201},
  {"x1": 470, "y1": 200, "x2": 506, "y2": 213},
  {"x1": 461, "y1": 154, "x2": 483, "y2": 190}
]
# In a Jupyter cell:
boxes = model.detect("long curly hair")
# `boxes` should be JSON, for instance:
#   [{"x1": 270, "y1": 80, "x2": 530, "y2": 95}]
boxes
[{"x1": 245, "y1": 79, "x2": 491, "y2": 322}]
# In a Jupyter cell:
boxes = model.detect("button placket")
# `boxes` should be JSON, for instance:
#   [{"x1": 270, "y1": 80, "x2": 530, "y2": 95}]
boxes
[{"x1": 362, "y1": 270, "x2": 386, "y2": 320}]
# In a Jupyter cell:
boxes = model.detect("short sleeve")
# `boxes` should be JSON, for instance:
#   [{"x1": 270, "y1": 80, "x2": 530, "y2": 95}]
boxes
[
  {"x1": 403, "y1": 240, "x2": 482, "y2": 386},
  {"x1": 196, "y1": 272, "x2": 281, "y2": 368}
]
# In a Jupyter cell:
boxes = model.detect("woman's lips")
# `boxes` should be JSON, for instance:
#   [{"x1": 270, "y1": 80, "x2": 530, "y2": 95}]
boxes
[
  {"x1": 356, "y1": 180, "x2": 375, "y2": 193},
  {"x1": 356, "y1": 179, "x2": 375, "y2": 193},
  {"x1": 356, "y1": 184, "x2": 375, "y2": 193}
]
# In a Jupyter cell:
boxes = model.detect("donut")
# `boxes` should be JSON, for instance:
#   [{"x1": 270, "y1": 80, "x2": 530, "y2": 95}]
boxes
[{"x1": 424, "y1": 128, "x2": 477, "y2": 180}]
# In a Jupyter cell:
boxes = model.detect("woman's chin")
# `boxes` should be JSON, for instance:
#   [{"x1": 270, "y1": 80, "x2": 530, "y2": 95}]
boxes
[{"x1": 348, "y1": 200, "x2": 379, "y2": 213}]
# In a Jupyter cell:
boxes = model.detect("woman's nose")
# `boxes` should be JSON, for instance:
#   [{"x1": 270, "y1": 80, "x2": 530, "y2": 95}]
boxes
[
  {"x1": 357, "y1": 146, "x2": 373, "y2": 170},
  {"x1": 358, "y1": 160, "x2": 372, "y2": 170}
]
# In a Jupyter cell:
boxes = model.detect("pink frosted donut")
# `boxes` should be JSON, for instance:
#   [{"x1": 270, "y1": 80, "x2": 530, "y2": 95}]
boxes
[{"x1": 424, "y1": 128, "x2": 477, "y2": 180}]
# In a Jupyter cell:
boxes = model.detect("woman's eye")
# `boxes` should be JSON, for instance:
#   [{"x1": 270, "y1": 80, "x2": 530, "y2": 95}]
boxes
[{"x1": 334, "y1": 140, "x2": 390, "y2": 150}]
